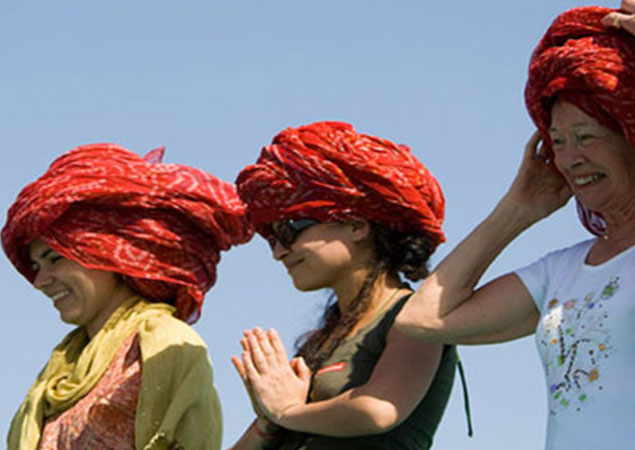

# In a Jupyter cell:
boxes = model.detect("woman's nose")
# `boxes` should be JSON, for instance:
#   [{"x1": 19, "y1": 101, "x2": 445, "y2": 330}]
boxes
[
  {"x1": 33, "y1": 267, "x2": 53, "y2": 289},
  {"x1": 554, "y1": 141, "x2": 584, "y2": 170},
  {"x1": 271, "y1": 240, "x2": 289, "y2": 261}
]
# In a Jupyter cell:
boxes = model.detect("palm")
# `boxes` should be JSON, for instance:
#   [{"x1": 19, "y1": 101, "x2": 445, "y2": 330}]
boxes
[{"x1": 506, "y1": 131, "x2": 572, "y2": 220}]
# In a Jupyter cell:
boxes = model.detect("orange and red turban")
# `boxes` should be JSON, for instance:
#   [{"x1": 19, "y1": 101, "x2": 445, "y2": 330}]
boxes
[
  {"x1": 2, "y1": 144, "x2": 253, "y2": 323},
  {"x1": 236, "y1": 121, "x2": 445, "y2": 251},
  {"x1": 525, "y1": 6, "x2": 635, "y2": 235}
]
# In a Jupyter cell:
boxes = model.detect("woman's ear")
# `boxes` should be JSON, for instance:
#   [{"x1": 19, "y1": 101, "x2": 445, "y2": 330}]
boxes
[{"x1": 349, "y1": 220, "x2": 371, "y2": 242}]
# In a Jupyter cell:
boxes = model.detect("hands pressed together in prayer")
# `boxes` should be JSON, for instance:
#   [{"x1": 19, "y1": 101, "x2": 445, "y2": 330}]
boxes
[
  {"x1": 232, "y1": 327, "x2": 312, "y2": 430},
  {"x1": 603, "y1": 0, "x2": 635, "y2": 34}
]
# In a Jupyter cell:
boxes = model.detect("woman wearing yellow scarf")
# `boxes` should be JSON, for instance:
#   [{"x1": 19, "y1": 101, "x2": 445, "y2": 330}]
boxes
[{"x1": 2, "y1": 144, "x2": 253, "y2": 449}]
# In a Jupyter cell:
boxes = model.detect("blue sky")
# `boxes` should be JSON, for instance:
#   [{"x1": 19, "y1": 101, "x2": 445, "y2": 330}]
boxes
[{"x1": 0, "y1": 1, "x2": 610, "y2": 448}]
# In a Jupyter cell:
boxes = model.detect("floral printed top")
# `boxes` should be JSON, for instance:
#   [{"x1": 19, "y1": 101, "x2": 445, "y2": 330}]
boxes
[
  {"x1": 38, "y1": 333, "x2": 140, "y2": 450},
  {"x1": 516, "y1": 239, "x2": 635, "y2": 450}
]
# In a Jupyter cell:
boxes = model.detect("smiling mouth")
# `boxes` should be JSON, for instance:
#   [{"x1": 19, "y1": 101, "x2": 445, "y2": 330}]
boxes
[
  {"x1": 285, "y1": 259, "x2": 304, "y2": 272},
  {"x1": 50, "y1": 290, "x2": 71, "y2": 303},
  {"x1": 573, "y1": 173, "x2": 605, "y2": 187}
]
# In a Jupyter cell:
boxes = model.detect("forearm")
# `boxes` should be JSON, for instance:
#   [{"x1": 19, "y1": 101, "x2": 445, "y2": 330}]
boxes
[
  {"x1": 455, "y1": 307, "x2": 538, "y2": 345},
  {"x1": 398, "y1": 197, "x2": 539, "y2": 340},
  {"x1": 227, "y1": 420, "x2": 279, "y2": 450},
  {"x1": 275, "y1": 389, "x2": 398, "y2": 437}
]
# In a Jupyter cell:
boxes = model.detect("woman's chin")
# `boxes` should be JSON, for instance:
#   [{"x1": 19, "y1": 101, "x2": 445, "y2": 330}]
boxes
[
  {"x1": 58, "y1": 310, "x2": 82, "y2": 327},
  {"x1": 291, "y1": 276, "x2": 323, "y2": 292}
]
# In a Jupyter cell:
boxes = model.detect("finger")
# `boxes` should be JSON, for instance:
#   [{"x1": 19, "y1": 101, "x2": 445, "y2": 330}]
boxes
[
  {"x1": 231, "y1": 356, "x2": 247, "y2": 381},
  {"x1": 523, "y1": 130, "x2": 543, "y2": 162},
  {"x1": 601, "y1": 11, "x2": 632, "y2": 30},
  {"x1": 267, "y1": 328, "x2": 289, "y2": 364},
  {"x1": 620, "y1": 15, "x2": 635, "y2": 34},
  {"x1": 242, "y1": 350, "x2": 260, "y2": 381},
  {"x1": 245, "y1": 330, "x2": 268, "y2": 373},
  {"x1": 601, "y1": 12, "x2": 621, "y2": 28},
  {"x1": 624, "y1": 0, "x2": 635, "y2": 14},
  {"x1": 253, "y1": 327, "x2": 276, "y2": 362},
  {"x1": 536, "y1": 138, "x2": 551, "y2": 164}
]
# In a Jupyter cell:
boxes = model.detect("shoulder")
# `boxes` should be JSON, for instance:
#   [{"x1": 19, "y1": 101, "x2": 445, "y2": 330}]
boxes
[
  {"x1": 372, "y1": 293, "x2": 413, "y2": 341},
  {"x1": 540, "y1": 238, "x2": 595, "y2": 264},
  {"x1": 380, "y1": 293, "x2": 411, "y2": 326},
  {"x1": 137, "y1": 312, "x2": 210, "y2": 362},
  {"x1": 517, "y1": 238, "x2": 595, "y2": 275}
]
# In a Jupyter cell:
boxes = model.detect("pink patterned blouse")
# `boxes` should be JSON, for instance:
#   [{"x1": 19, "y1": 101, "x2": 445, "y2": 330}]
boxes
[{"x1": 38, "y1": 333, "x2": 141, "y2": 450}]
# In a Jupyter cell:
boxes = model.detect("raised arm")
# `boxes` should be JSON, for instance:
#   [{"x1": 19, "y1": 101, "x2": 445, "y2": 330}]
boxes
[
  {"x1": 240, "y1": 326, "x2": 443, "y2": 437},
  {"x1": 396, "y1": 132, "x2": 572, "y2": 345}
]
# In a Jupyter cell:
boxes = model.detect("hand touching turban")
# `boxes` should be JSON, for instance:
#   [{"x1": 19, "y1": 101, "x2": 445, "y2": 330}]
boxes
[{"x1": 525, "y1": 6, "x2": 635, "y2": 235}]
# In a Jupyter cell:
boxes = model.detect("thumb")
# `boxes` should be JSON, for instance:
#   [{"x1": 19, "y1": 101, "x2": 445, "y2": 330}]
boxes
[{"x1": 293, "y1": 356, "x2": 312, "y2": 380}]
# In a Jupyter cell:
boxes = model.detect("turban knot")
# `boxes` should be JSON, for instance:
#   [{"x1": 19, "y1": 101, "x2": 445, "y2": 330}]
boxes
[
  {"x1": 525, "y1": 6, "x2": 635, "y2": 235},
  {"x1": 236, "y1": 121, "x2": 445, "y2": 251},
  {"x1": 2, "y1": 144, "x2": 253, "y2": 323}
]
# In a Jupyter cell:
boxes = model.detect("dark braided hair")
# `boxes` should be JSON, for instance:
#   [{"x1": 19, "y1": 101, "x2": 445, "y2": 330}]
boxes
[{"x1": 296, "y1": 223, "x2": 435, "y2": 372}]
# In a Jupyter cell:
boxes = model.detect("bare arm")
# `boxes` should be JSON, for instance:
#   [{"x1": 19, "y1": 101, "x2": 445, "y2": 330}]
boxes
[
  {"x1": 226, "y1": 420, "x2": 277, "y2": 450},
  {"x1": 396, "y1": 132, "x2": 571, "y2": 345},
  {"x1": 427, "y1": 273, "x2": 540, "y2": 345},
  {"x1": 243, "y1": 326, "x2": 443, "y2": 437}
]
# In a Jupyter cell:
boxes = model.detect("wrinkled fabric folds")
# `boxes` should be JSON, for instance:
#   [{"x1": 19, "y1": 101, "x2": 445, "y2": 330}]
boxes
[
  {"x1": 7, "y1": 297, "x2": 222, "y2": 450},
  {"x1": 2, "y1": 144, "x2": 252, "y2": 322},
  {"x1": 236, "y1": 121, "x2": 445, "y2": 250},
  {"x1": 525, "y1": 6, "x2": 635, "y2": 235}
]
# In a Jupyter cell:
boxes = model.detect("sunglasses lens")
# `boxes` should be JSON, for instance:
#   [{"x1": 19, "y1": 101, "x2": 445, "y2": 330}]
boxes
[{"x1": 268, "y1": 218, "x2": 319, "y2": 249}]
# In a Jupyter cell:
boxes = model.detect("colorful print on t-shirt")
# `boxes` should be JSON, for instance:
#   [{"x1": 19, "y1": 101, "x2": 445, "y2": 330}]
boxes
[{"x1": 539, "y1": 276, "x2": 619, "y2": 415}]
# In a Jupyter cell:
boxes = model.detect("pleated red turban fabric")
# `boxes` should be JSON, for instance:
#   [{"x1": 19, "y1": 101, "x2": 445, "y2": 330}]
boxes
[
  {"x1": 236, "y1": 121, "x2": 445, "y2": 251},
  {"x1": 525, "y1": 6, "x2": 635, "y2": 235},
  {"x1": 2, "y1": 144, "x2": 253, "y2": 323}
]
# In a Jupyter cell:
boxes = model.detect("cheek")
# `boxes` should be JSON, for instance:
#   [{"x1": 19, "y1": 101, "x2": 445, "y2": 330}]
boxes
[
  {"x1": 615, "y1": 166, "x2": 635, "y2": 189},
  {"x1": 552, "y1": 161, "x2": 570, "y2": 185},
  {"x1": 73, "y1": 272, "x2": 115, "y2": 301},
  {"x1": 550, "y1": 149, "x2": 568, "y2": 173}
]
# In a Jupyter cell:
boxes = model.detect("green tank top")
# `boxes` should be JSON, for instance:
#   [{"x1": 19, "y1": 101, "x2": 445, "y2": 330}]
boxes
[{"x1": 273, "y1": 294, "x2": 456, "y2": 450}]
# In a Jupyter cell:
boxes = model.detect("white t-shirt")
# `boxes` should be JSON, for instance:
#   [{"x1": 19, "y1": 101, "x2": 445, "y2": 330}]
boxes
[{"x1": 515, "y1": 239, "x2": 635, "y2": 450}]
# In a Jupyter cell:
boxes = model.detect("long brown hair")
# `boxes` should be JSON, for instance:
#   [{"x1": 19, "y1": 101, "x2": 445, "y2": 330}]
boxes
[{"x1": 295, "y1": 223, "x2": 434, "y2": 371}]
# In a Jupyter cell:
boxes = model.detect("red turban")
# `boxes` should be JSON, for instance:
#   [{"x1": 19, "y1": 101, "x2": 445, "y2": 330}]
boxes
[
  {"x1": 2, "y1": 144, "x2": 253, "y2": 323},
  {"x1": 525, "y1": 6, "x2": 635, "y2": 235},
  {"x1": 236, "y1": 121, "x2": 445, "y2": 251}
]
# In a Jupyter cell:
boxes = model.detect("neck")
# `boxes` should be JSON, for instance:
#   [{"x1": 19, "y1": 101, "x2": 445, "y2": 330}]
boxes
[
  {"x1": 85, "y1": 285, "x2": 137, "y2": 339},
  {"x1": 601, "y1": 201, "x2": 635, "y2": 245},
  {"x1": 334, "y1": 270, "x2": 404, "y2": 316}
]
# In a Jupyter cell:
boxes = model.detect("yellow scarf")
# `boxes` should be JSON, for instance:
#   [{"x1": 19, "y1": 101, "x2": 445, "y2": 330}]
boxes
[{"x1": 7, "y1": 297, "x2": 222, "y2": 450}]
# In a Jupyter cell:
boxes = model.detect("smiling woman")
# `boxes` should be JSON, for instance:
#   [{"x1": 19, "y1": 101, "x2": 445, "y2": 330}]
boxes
[
  {"x1": 29, "y1": 239, "x2": 134, "y2": 338},
  {"x1": 549, "y1": 100, "x2": 635, "y2": 222},
  {"x1": 2, "y1": 144, "x2": 253, "y2": 450},
  {"x1": 394, "y1": 6, "x2": 635, "y2": 449}
]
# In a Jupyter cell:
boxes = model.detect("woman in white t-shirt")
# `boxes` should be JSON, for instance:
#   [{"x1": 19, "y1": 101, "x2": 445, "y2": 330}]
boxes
[{"x1": 395, "y1": 5, "x2": 635, "y2": 449}]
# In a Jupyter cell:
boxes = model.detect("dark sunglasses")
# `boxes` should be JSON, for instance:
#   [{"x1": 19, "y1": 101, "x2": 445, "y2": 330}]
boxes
[{"x1": 267, "y1": 218, "x2": 320, "y2": 249}]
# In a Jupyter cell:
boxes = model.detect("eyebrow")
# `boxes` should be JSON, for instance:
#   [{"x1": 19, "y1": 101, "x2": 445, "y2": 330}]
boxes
[
  {"x1": 35, "y1": 248, "x2": 53, "y2": 261},
  {"x1": 548, "y1": 122, "x2": 593, "y2": 132}
]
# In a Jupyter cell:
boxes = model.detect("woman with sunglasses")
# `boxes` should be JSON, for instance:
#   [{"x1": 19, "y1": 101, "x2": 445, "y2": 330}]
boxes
[{"x1": 229, "y1": 121, "x2": 457, "y2": 450}]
